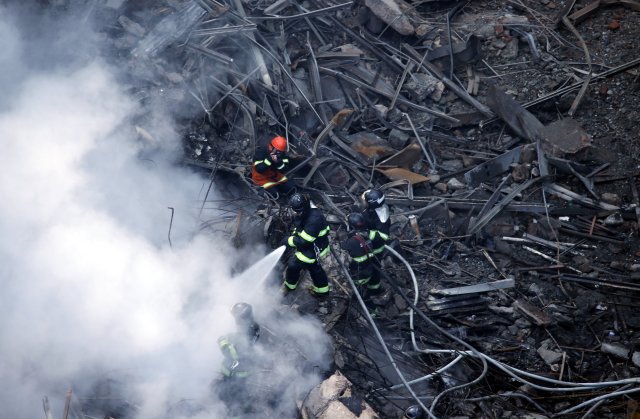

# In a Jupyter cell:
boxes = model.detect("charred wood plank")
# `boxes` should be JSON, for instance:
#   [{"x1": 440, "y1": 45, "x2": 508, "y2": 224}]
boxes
[
  {"x1": 513, "y1": 299, "x2": 552, "y2": 326},
  {"x1": 430, "y1": 279, "x2": 515, "y2": 296}
]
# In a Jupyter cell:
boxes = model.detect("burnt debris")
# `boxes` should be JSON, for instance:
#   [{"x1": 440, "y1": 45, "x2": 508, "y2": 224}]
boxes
[{"x1": 43, "y1": 0, "x2": 640, "y2": 417}]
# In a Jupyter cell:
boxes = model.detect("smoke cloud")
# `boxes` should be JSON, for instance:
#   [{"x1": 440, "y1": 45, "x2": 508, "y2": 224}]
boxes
[{"x1": 0, "y1": 3, "x2": 329, "y2": 418}]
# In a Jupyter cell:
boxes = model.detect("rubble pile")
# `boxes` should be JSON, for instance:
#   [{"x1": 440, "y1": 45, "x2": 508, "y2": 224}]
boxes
[{"x1": 49, "y1": 0, "x2": 640, "y2": 417}]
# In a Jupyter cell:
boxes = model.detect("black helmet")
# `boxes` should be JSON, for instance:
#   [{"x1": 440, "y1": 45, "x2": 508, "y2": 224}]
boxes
[
  {"x1": 347, "y1": 212, "x2": 367, "y2": 230},
  {"x1": 231, "y1": 302, "x2": 254, "y2": 324},
  {"x1": 363, "y1": 189, "x2": 385, "y2": 209},
  {"x1": 403, "y1": 405, "x2": 424, "y2": 419},
  {"x1": 289, "y1": 193, "x2": 310, "y2": 213}
]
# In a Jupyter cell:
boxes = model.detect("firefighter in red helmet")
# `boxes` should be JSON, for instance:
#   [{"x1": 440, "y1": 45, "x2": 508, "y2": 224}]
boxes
[{"x1": 251, "y1": 135, "x2": 294, "y2": 197}]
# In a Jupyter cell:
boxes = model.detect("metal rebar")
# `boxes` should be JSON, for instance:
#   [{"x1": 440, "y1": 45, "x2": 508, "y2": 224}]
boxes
[
  {"x1": 62, "y1": 389, "x2": 72, "y2": 419},
  {"x1": 167, "y1": 207, "x2": 174, "y2": 249},
  {"x1": 249, "y1": 2, "x2": 353, "y2": 20},
  {"x1": 403, "y1": 113, "x2": 437, "y2": 168}
]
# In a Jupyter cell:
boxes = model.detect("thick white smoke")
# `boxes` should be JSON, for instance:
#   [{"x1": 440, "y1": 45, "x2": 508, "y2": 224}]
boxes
[{"x1": 0, "y1": 3, "x2": 329, "y2": 418}]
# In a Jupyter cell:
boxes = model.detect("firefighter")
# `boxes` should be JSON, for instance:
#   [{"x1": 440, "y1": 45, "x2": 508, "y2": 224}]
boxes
[
  {"x1": 360, "y1": 188, "x2": 391, "y2": 257},
  {"x1": 342, "y1": 212, "x2": 382, "y2": 293},
  {"x1": 403, "y1": 405, "x2": 425, "y2": 419},
  {"x1": 359, "y1": 189, "x2": 390, "y2": 295},
  {"x1": 282, "y1": 193, "x2": 331, "y2": 296},
  {"x1": 217, "y1": 303, "x2": 259, "y2": 380},
  {"x1": 215, "y1": 303, "x2": 260, "y2": 415},
  {"x1": 251, "y1": 135, "x2": 294, "y2": 197}
]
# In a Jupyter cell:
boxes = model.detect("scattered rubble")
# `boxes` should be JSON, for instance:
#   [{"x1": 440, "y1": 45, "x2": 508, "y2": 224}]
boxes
[{"x1": 41, "y1": 0, "x2": 640, "y2": 417}]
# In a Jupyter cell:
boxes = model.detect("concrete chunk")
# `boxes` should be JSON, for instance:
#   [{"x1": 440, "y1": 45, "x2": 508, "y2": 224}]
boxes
[
  {"x1": 364, "y1": 0, "x2": 415, "y2": 35},
  {"x1": 537, "y1": 339, "x2": 563, "y2": 365},
  {"x1": 601, "y1": 343, "x2": 630, "y2": 359},
  {"x1": 513, "y1": 299, "x2": 552, "y2": 326},
  {"x1": 304, "y1": 371, "x2": 380, "y2": 419},
  {"x1": 404, "y1": 73, "x2": 440, "y2": 102}
]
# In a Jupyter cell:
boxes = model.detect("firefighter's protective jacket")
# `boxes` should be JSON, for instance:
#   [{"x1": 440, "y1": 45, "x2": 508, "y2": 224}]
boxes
[
  {"x1": 364, "y1": 206, "x2": 390, "y2": 255},
  {"x1": 286, "y1": 207, "x2": 330, "y2": 263},
  {"x1": 343, "y1": 230, "x2": 374, "y2": 285},
  {"x1": 251, "y1": 145, "x2": 290, "y2": 189},
  {"x1": 217, "y1": 321, "x2": 263, "y2": 379}
]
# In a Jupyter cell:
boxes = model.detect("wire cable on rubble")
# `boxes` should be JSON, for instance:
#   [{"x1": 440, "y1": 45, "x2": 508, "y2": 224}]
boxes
[
  {"x1": 381, "y1": 245, "x2": 640, "y2": 416},
  {"x1": 383, "y1": 245, "x2": 488, "y2": 417},
  {"x1": 328, "y1": 245, "x2": 438, "y2": 419},
  {"x1": 558, "y1": 385, "x2": 640, "y2": 416},
  {"x1": 464, "y1": 391, "x2": 550, "y2": 416}
]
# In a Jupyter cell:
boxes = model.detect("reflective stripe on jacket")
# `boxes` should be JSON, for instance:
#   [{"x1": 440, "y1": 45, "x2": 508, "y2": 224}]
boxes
[
  {"x1": 363, "y1": 208, "x2": 390, "y2": 254},
  {"x1": 251, "y1": 145, "x2": 290, "y2": 188},
  {"x1": 369, "y1": 230, "x2": 389, "y2": 254},
  {"x1": 218, "y1": 337, "x2": 250, "y2": 378},
  {"x1": 286, "y1": 208, "x2": 330, "y2": 263},
  {"x1": 343, "y1": 232, "x2": 373, "y2": 263}
]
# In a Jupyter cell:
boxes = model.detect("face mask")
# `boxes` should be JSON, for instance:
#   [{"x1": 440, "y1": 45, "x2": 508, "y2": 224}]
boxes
[{"x1": 375, "y1": 205, "x2": 390, "y2": 223}]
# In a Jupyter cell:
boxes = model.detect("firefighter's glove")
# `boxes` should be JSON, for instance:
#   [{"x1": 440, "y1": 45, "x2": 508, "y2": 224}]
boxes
[{"x1": 281, "y1": 236, "x2": 291, "y2": 248}]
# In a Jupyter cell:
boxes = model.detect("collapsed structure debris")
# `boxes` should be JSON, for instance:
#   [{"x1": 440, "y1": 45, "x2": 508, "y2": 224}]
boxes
[{"x1": 40, "y1": 0, "x2": 640, "y2": 417}]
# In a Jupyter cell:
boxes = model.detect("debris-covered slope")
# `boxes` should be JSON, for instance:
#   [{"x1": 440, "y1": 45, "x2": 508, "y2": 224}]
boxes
[{"x1": 44, "y1": 0, "x2": 640, "y2": 417}]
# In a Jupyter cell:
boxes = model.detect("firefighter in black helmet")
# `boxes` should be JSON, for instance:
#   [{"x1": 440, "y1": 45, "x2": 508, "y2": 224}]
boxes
[
  {"x1": 282, "y1": 193, "x2": 331, "y2": 296},
  {"x1": 342, "y1": 213, "x2": 382, "y2": 293},
  {"x1": 361, "y1": 189, "x2": 390, "y2": 257},
  {"x1": 214, "y1": 302, "x2": 262, "y2": 416},
  {"x1": 231, "y1": 302, "x2": 260, "y2": 343},
  {"x1": 403, "y1": 405, "x2": 425, "y2": 419},
  {"x1": 217, "y1": 302, "x2": 260, "y2": 380},
  {"x1": 359, "y1": 189, "x2": 390, "y2": 295}
]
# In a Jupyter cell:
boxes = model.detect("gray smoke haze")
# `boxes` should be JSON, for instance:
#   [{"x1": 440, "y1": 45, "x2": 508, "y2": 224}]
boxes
[{"x1": 0, "y1": 3, "x2": 329, "y2": 418}]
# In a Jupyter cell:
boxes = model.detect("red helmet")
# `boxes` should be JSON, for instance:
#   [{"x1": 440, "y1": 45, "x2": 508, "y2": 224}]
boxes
[{"x1": 270, "y1": 136, "x2": 287, "y2": 152}]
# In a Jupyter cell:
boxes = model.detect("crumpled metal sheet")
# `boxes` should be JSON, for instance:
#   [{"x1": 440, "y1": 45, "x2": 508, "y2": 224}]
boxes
[
  {"x1": 379, "y1": 142, "x2": 422, "y2": 169},
  {"x1": 378, "y1": 167, "x2": 429, "y2": 184},
  {"x1": 348, "y1": 132, "x2": 396, "y2": 164}
]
